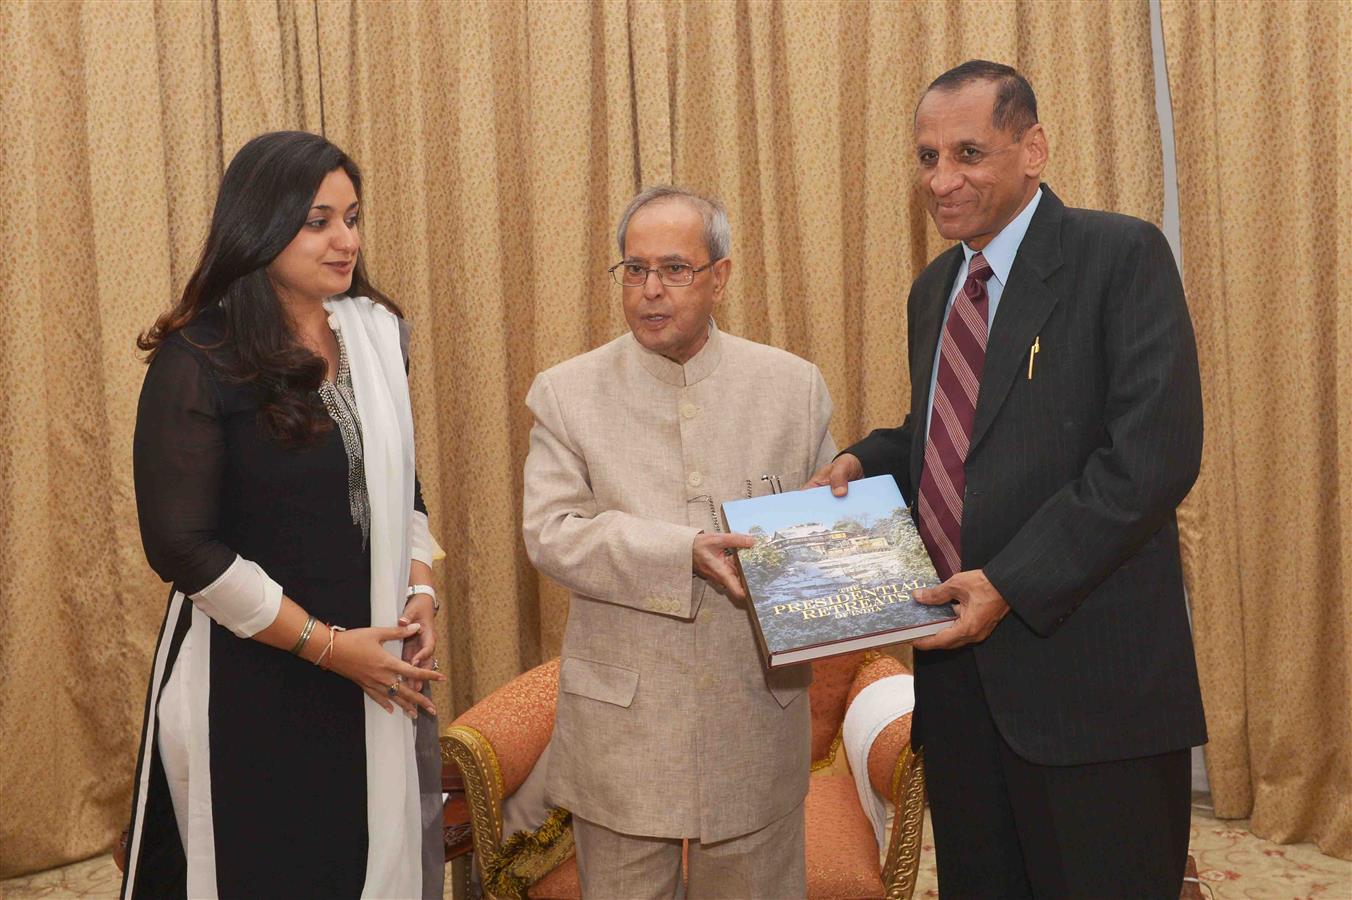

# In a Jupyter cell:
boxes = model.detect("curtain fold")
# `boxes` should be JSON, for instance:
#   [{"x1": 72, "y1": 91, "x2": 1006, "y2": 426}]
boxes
[
  {"x1": 0, "y1": 0, "x2": 313, "y2": 877},
  {"x1": 1162, "y1": 0, "x2": 1352, "y2": 860},
  {"x1": 216, "y1": 0, "x2": 323, "y2": 156},
  {"x1": 2, "y1": 0, "x2": 1166, "y2": 876},
  {"x1": 312, "y1": 0, "x2": 645, "y2": 716},
  {"x1": 661, "y1": 0, "x2": 1162, "y2": 448},
  {"x1": 324, "y1": 0, "x2": 1160, "y2": 712}
]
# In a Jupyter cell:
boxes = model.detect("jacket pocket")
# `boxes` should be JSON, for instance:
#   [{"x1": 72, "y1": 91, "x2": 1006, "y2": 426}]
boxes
[
  {"x1": 560, "y1": 657, "x2": 640, "y2": 708},
  {"x1": 766, "y1": 662, "x2": 812, "y2": 708}
]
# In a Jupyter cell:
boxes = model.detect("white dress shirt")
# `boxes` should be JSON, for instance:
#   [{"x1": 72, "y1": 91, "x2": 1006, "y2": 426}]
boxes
[{"x1": 924, "y1": 187, "x2": 1044, "y2": 437}]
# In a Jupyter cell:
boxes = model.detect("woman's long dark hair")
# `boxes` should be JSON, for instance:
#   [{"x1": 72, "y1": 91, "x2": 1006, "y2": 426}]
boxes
[{"x1": 140, "y1": 130, "x2": 400, "y2": 447}]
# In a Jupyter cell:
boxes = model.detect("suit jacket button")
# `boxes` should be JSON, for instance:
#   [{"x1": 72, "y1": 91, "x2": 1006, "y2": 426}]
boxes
[
  {"x1": 680, "y1": 402, "x2": 700, "y2": 419},
  {"x1": 688, "y1": 471, "x2": 703, "y2": 487}
]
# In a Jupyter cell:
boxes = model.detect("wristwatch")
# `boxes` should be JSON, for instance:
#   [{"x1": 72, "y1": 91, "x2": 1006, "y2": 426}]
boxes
[{"x1": 406, "y1": 583, "x2": 439, "y2": 613}]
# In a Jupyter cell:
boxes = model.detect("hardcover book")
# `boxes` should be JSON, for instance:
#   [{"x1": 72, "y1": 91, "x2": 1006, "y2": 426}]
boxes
[{"x1": 722, "y1": 475, "x2": 956, "y2": 667}]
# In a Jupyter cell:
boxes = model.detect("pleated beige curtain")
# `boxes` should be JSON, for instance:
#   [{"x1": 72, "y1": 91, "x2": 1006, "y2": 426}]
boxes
[
  {"x1": 1162, "y1": 0, "x2": 1352, "y2": 860},
  {"x1": 308, "y1": 0, "x2": 647, "y2": 712},
  {"x1": 659, "y1": 0, "x2": 1162, "y2": 458},
  {"x1": 323, "y1": 0, "x2": 1162, "y2": 714},
  {"x1": 0, "y1": 0, "x2": 324, "y2": 877},
  {"x1": 0, "y1": 0, "x2": 1160, "y2": 877}
]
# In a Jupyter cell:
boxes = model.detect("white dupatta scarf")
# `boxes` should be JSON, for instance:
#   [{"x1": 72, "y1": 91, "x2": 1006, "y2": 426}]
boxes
[{"x1": 325, "y1": 295, "x2": 422, "y2": 898}]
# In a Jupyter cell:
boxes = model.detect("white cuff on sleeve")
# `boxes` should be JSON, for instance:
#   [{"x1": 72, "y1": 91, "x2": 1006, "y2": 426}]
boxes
[
  {"x1": 410, "y1": 510, "x2": 445, "y2": 566},
  {"x1": 190, "y1": 555, "x2": 284, "y2": 638}
]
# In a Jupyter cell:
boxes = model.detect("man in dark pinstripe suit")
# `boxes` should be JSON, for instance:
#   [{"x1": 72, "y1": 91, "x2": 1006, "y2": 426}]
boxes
[{"x1": 811, "y1": 60, "x2": 1206, "y2": 898}]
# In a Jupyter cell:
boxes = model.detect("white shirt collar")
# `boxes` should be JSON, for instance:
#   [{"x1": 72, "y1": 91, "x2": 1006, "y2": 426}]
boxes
[{"x1": 961, "y1": 186, "x2": 1043, "y2": 286}]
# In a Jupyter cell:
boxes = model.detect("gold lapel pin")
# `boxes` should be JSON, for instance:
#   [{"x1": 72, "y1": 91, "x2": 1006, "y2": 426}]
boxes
[{"x1": 1027, "y1": 336, "x2": 1041, "y2": 380}]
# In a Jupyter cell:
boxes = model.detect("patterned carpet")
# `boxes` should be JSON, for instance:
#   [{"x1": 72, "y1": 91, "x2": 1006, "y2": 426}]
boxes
[
  {"x1": 5, "y1": 803, "x2": 1347, "y2": 898},
  {"x1": 911, "y1": 801, "x2": 1352, "y2": 900}
]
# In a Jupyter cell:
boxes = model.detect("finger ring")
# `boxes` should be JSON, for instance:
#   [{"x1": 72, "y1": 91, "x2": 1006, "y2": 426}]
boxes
[
  {"x1": 431, "y1": 659, "x2": 440, "y2": 671},
  {"x1": 387, "y1": 682, "x2": 399, "y2": 697}
]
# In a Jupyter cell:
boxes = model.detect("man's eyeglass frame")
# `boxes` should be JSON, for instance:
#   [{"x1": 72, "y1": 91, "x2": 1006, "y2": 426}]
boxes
[{"x1": 607, "y1": 259, "x2": 720, "y2": 287}]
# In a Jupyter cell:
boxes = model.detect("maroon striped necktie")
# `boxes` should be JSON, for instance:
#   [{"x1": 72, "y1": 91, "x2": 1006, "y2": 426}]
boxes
[{"x1": 917, "y1": 252, "x2": 994, "y2": 581}]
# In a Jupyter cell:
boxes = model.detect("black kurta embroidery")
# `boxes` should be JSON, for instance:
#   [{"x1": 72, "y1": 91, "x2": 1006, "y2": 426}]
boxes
[{"x1": 318, "y1": 330, "x2": 371, "y2": 546}]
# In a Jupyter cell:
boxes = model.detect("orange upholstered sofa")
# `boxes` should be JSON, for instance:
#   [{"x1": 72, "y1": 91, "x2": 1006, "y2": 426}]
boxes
[{"x1": 440, "y1": 650, "x2": 926, "y2": 899}]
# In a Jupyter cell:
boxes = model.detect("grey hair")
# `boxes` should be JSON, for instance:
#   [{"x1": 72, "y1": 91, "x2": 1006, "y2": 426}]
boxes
[{"x1": 616, "y1": 185, "x2": 731, "y2": 262}]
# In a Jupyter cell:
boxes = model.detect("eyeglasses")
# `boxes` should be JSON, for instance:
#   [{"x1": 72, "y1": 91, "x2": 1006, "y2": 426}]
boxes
[{"x1": 608, "y1": 259, "x2": 719, "y2": 287}]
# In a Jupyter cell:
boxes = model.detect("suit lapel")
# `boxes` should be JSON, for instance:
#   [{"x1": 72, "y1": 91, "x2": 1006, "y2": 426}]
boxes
[
  {"x1": 968, "y1": 188, "x2": 1066, "y2": 455},
  {"x1": 909, "y1": 248, "x2": 964, "y2": 496}
]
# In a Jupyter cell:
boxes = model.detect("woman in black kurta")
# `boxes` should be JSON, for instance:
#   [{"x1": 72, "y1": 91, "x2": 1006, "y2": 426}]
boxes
[{"x1": 122, "y1": 132, "x2": 444, "y2": 899}]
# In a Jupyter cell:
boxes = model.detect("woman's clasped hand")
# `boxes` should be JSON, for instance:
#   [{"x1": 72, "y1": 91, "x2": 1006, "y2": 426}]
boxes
[{"x1": 325, "y1": 621, "x2": 443, "y2": 719}]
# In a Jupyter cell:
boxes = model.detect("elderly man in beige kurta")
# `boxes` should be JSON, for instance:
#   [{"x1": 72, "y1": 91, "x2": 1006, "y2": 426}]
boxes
[{"x1": 523, "y1": 187, "x2": 835, "y2": 898}]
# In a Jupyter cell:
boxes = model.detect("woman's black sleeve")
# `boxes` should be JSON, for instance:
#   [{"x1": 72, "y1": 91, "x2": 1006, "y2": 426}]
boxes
[
  {"x1": 403, "y1": 318, "x2": 429, "y2": 518},
  {"x1": 413, "y1": 474, "x2": 427, "y2": 516},
  {"x1": 133, "y1": 342, "x2": 237, "y2": 594}
]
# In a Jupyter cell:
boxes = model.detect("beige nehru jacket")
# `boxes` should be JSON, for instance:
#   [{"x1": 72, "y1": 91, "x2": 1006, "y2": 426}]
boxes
[{"x1": 523, "y1": 321, "x2": 836, "y2": 843}]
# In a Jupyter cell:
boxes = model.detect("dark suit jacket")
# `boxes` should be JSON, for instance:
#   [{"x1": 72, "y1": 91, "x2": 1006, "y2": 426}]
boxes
[{"x1": 848, "y1": 186, "x2": 1207, "y2": 766}]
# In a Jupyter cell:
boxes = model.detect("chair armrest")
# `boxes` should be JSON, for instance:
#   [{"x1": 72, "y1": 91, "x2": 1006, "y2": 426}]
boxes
[
  {"x1": 454, "y1": 658, "x2": 560, "y2": 796},
  {"x1": 844, "y1": 654, "x2": 925, "y2": 898},
  {"x1": 845, "y1": 654, "x2": 912, "y2": 798},
  {"x1": 441, "y1": 658, "x2": 561, "y2": 897}
]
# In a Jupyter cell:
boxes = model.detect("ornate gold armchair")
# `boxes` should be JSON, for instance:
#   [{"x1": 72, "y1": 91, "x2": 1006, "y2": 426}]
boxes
[{"x1": 440, "y1": 651, "x2": 926, "y2": 899}]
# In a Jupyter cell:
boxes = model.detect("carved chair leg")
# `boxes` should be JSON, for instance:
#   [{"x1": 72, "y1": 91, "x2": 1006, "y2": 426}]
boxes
[{"x1": 882, "y1": 749, "x2": 927, "y2": 900}]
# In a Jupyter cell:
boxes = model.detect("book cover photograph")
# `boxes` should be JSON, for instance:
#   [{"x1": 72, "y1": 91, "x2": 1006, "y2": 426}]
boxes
[{"x1": 722, "y1": 475, "x2": 956, "y2": 667}]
